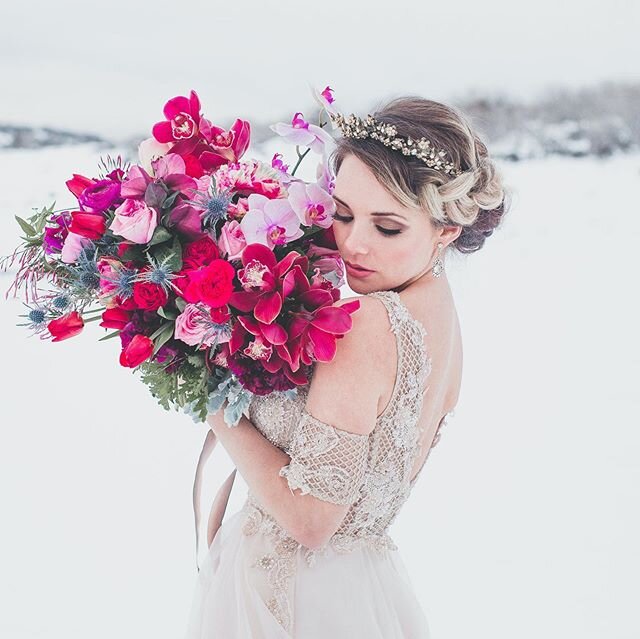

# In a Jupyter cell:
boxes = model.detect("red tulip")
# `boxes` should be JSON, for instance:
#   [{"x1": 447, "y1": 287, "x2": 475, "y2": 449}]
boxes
[
  {"x1": 119, "y1": 334, "x2": 154, "y2": 368},
  {"x1": 47, "y1": 311, "x2": 84, "y2": 342},
  {"x1": 69, "y1": 212, "x2": 106, "y2": 240},
  {"x1": 66, "y1": 173, "x2": 96, "y2": 198},
  {"x1": 100, "y1": 307, "x2": 131, "y2": 330}
]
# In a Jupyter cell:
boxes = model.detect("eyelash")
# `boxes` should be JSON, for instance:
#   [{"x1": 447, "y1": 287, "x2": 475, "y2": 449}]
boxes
[{"x1": 332, "y1": 213, "x2": 402, "y2": 237}]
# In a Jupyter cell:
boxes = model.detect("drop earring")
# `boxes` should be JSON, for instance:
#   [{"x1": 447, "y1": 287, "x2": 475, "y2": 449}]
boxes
[{"x1": 431, "y1": 242, "x2": 444, "y2": 278}]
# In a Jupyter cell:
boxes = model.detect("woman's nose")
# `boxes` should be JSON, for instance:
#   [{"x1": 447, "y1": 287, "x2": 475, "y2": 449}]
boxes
[{"x1": 341, "y1": 225, "x2": 369, "y2": 256}]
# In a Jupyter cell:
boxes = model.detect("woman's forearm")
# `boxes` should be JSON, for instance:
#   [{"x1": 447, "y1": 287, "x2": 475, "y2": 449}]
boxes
[{"x1": 206, "y1": 408, "x2": 310, "y2": 544}]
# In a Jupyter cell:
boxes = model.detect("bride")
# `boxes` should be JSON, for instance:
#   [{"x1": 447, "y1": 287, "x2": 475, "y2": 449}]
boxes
[{"x1": 184, "y1": 95, "x2": 509, "y2": 638}]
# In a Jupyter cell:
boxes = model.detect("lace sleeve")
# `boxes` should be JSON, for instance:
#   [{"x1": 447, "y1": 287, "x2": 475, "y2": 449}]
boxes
[{"x1": 278, "y1": 408, "x2": 370, "y2": 506}]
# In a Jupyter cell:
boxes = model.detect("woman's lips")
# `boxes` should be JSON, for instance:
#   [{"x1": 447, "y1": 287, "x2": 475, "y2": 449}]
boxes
[{"x1": 345, "y1": 261, "x2": 375, "y2": 277}]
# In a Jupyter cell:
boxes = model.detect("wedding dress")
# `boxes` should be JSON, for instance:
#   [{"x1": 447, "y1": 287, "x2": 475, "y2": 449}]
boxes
[{"x1": 184, "y1": 289, "x2": 455, "y2": 638}]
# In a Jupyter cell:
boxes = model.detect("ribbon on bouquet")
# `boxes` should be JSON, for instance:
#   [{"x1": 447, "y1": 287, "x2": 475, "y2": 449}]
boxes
[{"x1": 192, "y1": 428, "x2": 237, "y2": 572}]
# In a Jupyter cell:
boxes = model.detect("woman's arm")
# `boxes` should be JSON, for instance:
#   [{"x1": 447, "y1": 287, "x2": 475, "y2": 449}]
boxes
[
  {"x1": 207, "y1": 295, "x2": 389, "y2": 549},
  {"x1": 206, "y1": 407, "x2": 325, "y2": 545}
]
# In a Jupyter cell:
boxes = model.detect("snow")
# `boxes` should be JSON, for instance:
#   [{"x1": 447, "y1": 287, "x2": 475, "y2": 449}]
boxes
[{"x1": 0, "y1": 144, "x2": 638, "y2": 638}]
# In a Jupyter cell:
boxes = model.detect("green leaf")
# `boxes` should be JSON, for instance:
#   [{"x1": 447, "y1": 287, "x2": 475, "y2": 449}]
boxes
[
  {"x1": 15, "y1": 216, "x2": 36, "y2": 236},
  {"x1": 151, "y1": 322, "x2": 174, "y2": 356},
  {"x1": 157, "y1": 306, "x2": 178, "y2": 320},
  {"x1": 98, "y1": 329, "x2": 122, "y2": 342},
  {"x1": 162, "y1": 190, "x2": 180, "y2": 210},
  {"x1": 175, "y1": 297, "x2": 187, "y2": 312},
  {"x1": 148, "y1": 225, "x2": 172, "y2": 246}
]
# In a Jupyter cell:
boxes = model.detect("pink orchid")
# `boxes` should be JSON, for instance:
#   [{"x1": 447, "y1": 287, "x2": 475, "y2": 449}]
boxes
[
  {"x1": 310, "y1": 84, "x2": 339, "y2": 122},
  {"x1": 199, "y1": 118, "x2": 251, "y2": 169},
  {"x1": 285, "y1": 281, "x2": 361, "y2": 367},
  {"x1": 270, "y1": 112, "x2": 336, "y2": 155},
  {"x1": 239, "y1": 193, "x2": 304, "y2": 249},
  {"x1": 287, "y1": 181, "x2": 336, "y2": 228},
  {"x1": 316, "y1": 155, "x2": 336, "y2": 194},
  {"x1": 152, "y1": 90, "x2": 204, "y2": 143}
]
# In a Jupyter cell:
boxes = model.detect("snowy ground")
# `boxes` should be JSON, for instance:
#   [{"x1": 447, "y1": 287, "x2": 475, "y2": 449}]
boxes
[{"x1": 0, "y1": 144, "x2": 638, "y2": 639}]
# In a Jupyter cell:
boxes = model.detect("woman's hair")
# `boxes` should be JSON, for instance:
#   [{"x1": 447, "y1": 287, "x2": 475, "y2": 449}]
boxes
[{"x1": 328, "y1": 96, "x2": 511, "y2": 254}]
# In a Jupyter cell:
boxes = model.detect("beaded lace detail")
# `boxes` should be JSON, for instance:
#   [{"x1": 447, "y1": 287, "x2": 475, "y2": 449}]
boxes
[{"x1": 242, "y1": 289, "x2": 453, "y2": 634}]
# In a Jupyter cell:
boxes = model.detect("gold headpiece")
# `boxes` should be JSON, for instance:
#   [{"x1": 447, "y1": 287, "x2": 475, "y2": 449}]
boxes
[{"x1": 329, "y1": 112, "x2": 462, "y2": 177}]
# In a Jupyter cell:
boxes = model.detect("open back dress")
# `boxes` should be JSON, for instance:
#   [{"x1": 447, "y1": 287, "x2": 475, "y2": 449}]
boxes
[{"x1": 184, "y1": 289, "x2": 456, "y2": 638}]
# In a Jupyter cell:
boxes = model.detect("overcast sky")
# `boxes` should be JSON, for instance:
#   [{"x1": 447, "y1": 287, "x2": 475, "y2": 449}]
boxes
[{"x1": 1, "y1": 0, "x2": 638, "y2": 141}]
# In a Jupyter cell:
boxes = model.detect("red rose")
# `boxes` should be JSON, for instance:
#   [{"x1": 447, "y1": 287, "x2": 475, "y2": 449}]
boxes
[
  {"x1": 182, "y1": 236, "x2": 220, "y2": 269},
  {"x1": 132, "y1": 278, "x2": 169, "y2": 311},
  {"x1": 68, "y1": 212, "x2": 106, "y2": 240},
  {"x1": 182, "y1": 259, "x2": 236, "y2": 307},
  {"x1": 115, "y1": 293, "x2": 139, "y2": 311},
  {"x1": 100, "y1": 307, "x2": 131, "y2": 329},
  {"x1": 47, "y1": 311, "x2": 84, "y2": 342},
  {"x1": 119, "y1": 333, "x2": 154, "y2": 368}
]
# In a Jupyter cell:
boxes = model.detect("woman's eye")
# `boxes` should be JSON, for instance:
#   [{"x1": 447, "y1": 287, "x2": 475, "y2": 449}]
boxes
[{"x1": 333, "y1": 213, "x2": 401, "y2": 237}]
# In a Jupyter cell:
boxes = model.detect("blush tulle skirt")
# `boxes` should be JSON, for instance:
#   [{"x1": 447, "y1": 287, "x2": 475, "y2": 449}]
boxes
[{"x1": 183, "y1": 507, "x2": 431, "y2": 638}]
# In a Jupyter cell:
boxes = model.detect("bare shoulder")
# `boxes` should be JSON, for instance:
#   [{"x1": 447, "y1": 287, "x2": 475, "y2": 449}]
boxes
[{"x1": 304, "y1": 294, "x2": 391, "y2": 436}]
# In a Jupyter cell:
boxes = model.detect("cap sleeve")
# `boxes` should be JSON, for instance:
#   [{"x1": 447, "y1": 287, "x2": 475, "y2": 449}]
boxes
[{"x1": 278, "y1": 408, "x2": 370, "y2": 506}]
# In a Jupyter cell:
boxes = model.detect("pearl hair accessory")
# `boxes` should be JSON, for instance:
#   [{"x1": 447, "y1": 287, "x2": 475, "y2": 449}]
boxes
[{"x1": 329, "y1": 112, "x2": 462, "y2": 177}]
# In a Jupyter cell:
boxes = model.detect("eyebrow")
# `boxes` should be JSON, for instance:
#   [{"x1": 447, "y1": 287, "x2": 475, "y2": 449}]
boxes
[{"x1": 332, "y1": 195, "x2": 407, "y2": 221}]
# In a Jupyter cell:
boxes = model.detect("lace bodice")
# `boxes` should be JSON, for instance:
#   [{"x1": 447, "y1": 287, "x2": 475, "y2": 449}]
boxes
[{"x1": 239, "y1": 289, "x2": 455, "y2": 632}]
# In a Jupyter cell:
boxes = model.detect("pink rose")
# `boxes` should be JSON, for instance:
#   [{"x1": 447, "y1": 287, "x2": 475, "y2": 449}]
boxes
[
  {"x1": 218, "y1": 220, "x2": 247, "y2": 260},
  {"x1": 175, "y1": 303, "x2": 221, "y2": 347},
  {"x1": 109, "y1": 198, "x2": 158, "y2": 244}
]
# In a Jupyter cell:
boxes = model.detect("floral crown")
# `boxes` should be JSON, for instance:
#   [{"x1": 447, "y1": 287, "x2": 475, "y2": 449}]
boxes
[{"x1": 328, "y1": 111, "x2": 462, "y2": 177}]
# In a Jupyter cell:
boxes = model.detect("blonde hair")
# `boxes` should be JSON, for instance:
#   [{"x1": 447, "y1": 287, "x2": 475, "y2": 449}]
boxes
[{"x1": 328, "y1": 96, "x2": 511, "y2": 253}]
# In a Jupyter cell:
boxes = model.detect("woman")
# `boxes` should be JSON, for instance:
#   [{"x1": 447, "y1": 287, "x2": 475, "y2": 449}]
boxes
[{"x1": 184, "y1": 96, "x2": 509, "y2": 638}]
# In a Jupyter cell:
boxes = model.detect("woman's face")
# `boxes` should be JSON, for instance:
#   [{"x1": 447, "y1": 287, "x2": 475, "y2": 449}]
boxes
[{"x1": 330, "y1": 153, "x2": 451, "y2": 293}]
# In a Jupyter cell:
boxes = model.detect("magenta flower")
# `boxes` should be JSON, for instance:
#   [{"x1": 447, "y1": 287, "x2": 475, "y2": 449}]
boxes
[
  {"x1": 78, "y1": 179, "x2": 121, "y2": 212},
  {"x1": 239, "y1": 193, "x2": 304, "y2": 249},
  {"x1": 199, "y1": 118, "x2": 251, "y2": 168},
  {"x1": 121, "y1": 154, "x2": 196, "y2": 199},
  {"x1": 152, "y1": 90, "x2": 203, "y2": 143},
  {"x1": 311, "y1": 85, "x2": 339, "y2": 121},
  {"x1": 270, "y1": 112, "x2": 336, "y2": 155},
  {"x1": 43, "y1": 212, "x2": 71, "y2": 255},
  {"x1": 287, "y1": 181, "x2": 335, "y2": 228}
]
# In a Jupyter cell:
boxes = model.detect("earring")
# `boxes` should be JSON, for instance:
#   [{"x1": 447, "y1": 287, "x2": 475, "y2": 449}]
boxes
[{"x1": 431, "y1": 242, "x2": 444, "y2": 278}]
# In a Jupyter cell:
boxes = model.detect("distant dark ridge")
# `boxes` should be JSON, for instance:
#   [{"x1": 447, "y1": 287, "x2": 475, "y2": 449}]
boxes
[
  {"x1": 0, "y1": 124, "x2": 109, "y2": 150},
  {"x1": 2, "y1": 80, "x2": 639, "y2": 162}
]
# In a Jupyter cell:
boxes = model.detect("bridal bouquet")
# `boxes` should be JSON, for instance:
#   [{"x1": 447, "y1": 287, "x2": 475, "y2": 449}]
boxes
[{"x1": 2, "y1": 87, "x2": 359, "y2": 425}]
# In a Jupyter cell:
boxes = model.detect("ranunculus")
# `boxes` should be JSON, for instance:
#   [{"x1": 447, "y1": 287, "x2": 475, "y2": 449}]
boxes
[
  {"x1": 174, "y1": 303, "x2": 218, "y2": 347},
  {"x1": 69, "y1": 212, "x2": 106, "y2": 240},
  {"x1": 182, "y1": 236, "x2": 220, "y2": 269},
  {"x1": 79, "y1": 179, "x2": 121, "y2": 212},
  {"x1": 132, "y1": 278, "x2": 169, "y2": 311},
  {"x1": 218, "y1": 220, "x2": 247, "y2": 260},
  {"x1": 47, "y1": 311, "x2": 84, "y2": 342},
  {"x1": 180, "y1": 259, "x2": 236, "y2": 308},
  {"x1": 109, "y1": 198, "x2": 158, "y2": 244},
  {"x1": 119, "y1": 333, "x2": 154, "y2": 368},
  {"x1": 99, "y1": 307, "x2": 131, "y2": 329}
]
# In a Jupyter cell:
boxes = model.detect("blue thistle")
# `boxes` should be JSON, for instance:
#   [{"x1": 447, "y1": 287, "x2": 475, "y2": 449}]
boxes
[
  {"x1": 18, "y1": 302, "x2": 52, "y2": 337},
  {"x1": 134, "y1": 253, "x2": 180, "y2": 295},
  {"x1": 51, "y1": 294, "x2": 71, "y2": 310},
  {"x1": 185, "y1": 181, "x2": 232, "y2": 231}
]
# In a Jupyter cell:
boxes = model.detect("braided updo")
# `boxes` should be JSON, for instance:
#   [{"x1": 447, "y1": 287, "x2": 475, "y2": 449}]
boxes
[{"x1": 328, "y1": 96, "x2": 511, "y2": 254}]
